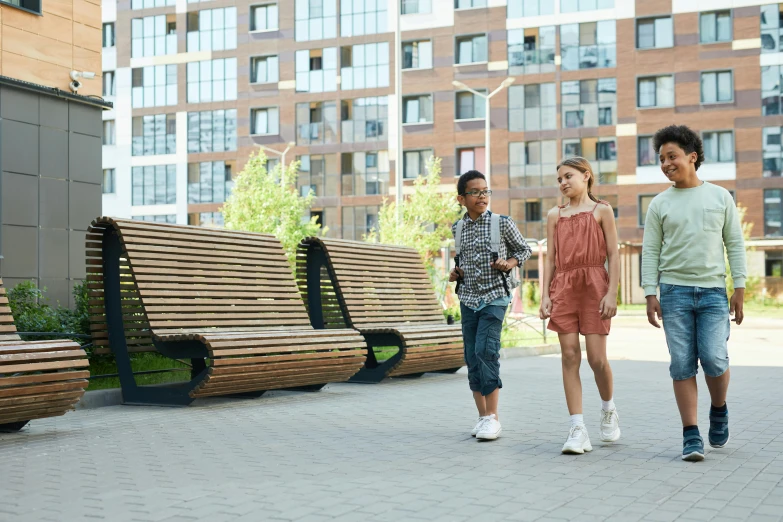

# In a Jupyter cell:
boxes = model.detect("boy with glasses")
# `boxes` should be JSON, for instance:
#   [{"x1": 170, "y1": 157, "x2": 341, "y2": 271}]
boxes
[{"x1": 450, "y1": 170, "x2": 532, "y2": 441}]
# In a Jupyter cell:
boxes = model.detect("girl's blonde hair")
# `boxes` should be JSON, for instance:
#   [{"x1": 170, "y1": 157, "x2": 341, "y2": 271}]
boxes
[{"x1": 556, "y1": 156, "x2": 599, "y2": 203}]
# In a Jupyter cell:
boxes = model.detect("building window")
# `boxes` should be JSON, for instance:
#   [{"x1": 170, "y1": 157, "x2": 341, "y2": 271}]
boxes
[
  {"x1": 189, "y1": 212, "x2": 224, "y2": 227},
  {"x1": 341, "y1": 43, "x2": 390, "y2": 90},
  {"x1": 187, "y1": 8, "x2": 237, "y2": 52},
  {"x1": 341, "y1": 151, "x2": 389, "y2": 196},
  {"x1": 295, "y1": 0, "x2": 336, "y2": 41},
  {"x1": 102, "y1": 169, "x2": 116, "y2": 194},
  {"x1": 457, "y1": 146, "x2": 485, "y2": 175},
  {"x1": 402, "y1": 94, "x2": 433, "y2": 124},
  {"x1": 103, "y1": 23, "x2": 115, "y2": 48},
  {"x1": 509, "y1": 140, "x2": 557, "y2": 189},
  {"x1": 762, "y1": 65, "x2": 783, "y2": 115},
  {"x1": 596, "y1": 194, "x2": 619, "y2": 218},
  {"x1": 295, "y1": 48, "x2": 338, "y2": 92},
  {"x1": 132, "y1": 65, "x2": 177, "y2": 108},
  {"x1": 341, "y1": 0, "x2": 386, "y2": 37},
  {"x1": 507, "y1": 0, "x2": 553, "y2": 18},
  {"x1": 763, "y1": 126, "x2": 783, "y2": 177},
  {"x1": 103, "y1": 120, "x2": 116, "y2": 146},
  {"x1": 131, "y1": 15, "x2": 177, "y2": 58},
  {"x1": 298, "y1": 154, "x2": 339, "y2": 197},
  {"x1": 700, "y1": 10, "x2": 731, "y2": 43},
  {"x1": 561, "y1": 21, "x2": 616, "y2": 71},
  {"x1": 766, "y1": 251, "x2": 783, "y2": 277},
  {"x1": 133, "y1": 215, "x2": 177, "y2": 223},
  {"x1": 103, "y1": 71, "x2": 116, "y2": 97},
  {"x1": 187, "y1": 110, "x2": 237, "y2": 153},
  {"x1": 342, "y1": 206, "x2": 380, "y2": 241},
  {"x1": 703, "y1": 131, "x2": 734, "y2": 163},
  {"x1": 340, "y1": 97, "x2": 387, "y2": 143},
  {"x1": 132, "y1": 165, "x2": 177, "y2": 206},
  {"x1": 456, "y1": 90, "x2": 486, "y2": 120},
  {"x1": 510, "y1": 197, "x2": 557, "y2": 239},
  {"x1": 297, "y1": 101, "x2": 338, "y2": 145},
  {"x1": 403, "y1": 40, "x2": 433, "y2": 69},
  {"x1": 639, "y1": 194, "x2": 656, "y2": 227},
  {"x1": 402, "y1": 0, "x2": 431, "y2": 14},
  {"x1": 765, "y1": 189, "x2": 782, "y2": 236},
  {"x1": 562, "y1": 137, "x2": 618, "y2": 184},
  {"x1": 132, "y1": 114, "x2": 176, "y2": 156},
  {"x1": 701, "y1": 71, "x2": 733, "y2": 103},
  {"x1": 187, "y1": 58, "x2": 238, "y2": 103},
  {"x1": 638, "y1": 136, "x2": 656, "y2": 166},
  {"x1": 250, "y1": 55, "x2": 279, "y2": 84},
  {"x1": 403, "y1": 149, "x2": 433, "y2": 179},
  {"x1": 131, "y1": 0, "x2": 174, "y2": 10},
  {"x1": 761, "y1": 4, "x2": 783, "y2": 53},
  {"x1": 250, "y1": 3, "x2": 278, "y2": 31},
  {"x1": 561, "y1": 0, "x2": 613, "y2": 12},
  {"x1": 455, "y1": 0, "x2": 486, "y2": 8},
  {"x1": 508, "y1": 26, "x2": 555, "y2": 75},
  {"x1": 637, "y1": 75, "x2": 674, "y2": 108},
  {"x1": 250, "y1": 107, "x2": 279, "y2": 135},
  {"x1": 561, "y1": 78, "x2": 617, "y2": 128},
  {"x1": 637, "y1": 17, "x2": 673, "y2": 49},
  {"x1": 509, "y1": 83, "x2": 556, "y2": 131},
  {"x1": 455, "y1": 34, "x2": 488, "y2": 64},
  {"x1": 188, "y1": 161, "x2": 234, "y2": 204}
]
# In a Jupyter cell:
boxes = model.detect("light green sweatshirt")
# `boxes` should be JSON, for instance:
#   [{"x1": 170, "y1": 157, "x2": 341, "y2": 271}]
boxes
[{"x1": 641, "y1": 182, "x2": 746, "y2": 296}]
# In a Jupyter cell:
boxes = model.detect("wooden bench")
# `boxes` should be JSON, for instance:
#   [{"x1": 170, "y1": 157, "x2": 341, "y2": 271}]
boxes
[
  {"x1": 86, "y1": 218, "x2": 367, "y2": 406},
  {"x1": 0, "y1": 279, "x2": 89, "y2": 432},
  {"x1": 297, "y1": 238, "x2": 464, "y2": 383}
]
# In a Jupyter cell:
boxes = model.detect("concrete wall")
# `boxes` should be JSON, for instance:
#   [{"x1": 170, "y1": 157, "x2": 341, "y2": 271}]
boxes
[{"x1": 0, "y1": 84, "x2": 103, "y2": 308}]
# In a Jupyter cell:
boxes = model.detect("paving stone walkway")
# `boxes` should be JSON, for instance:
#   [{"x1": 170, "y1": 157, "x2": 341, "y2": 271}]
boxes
[{"x1": 1, "y1": 317, "x2": 782, "y2": 521}]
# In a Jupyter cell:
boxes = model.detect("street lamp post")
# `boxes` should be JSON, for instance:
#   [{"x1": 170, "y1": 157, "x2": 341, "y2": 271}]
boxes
[
  {"x1": 395, "y1": 0, "x2": 403, "y2": 224},
  {"x1": 259, "y1": 141, "x2": 296, "y2": 169},
  {"x1": 451, "y1": 77, "x2": 515, "y2": 196}
]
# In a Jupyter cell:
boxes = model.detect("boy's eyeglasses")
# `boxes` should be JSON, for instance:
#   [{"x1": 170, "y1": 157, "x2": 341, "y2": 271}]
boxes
[{"x1": 463, "y1": 190, "x2": 492, "y2": 198}]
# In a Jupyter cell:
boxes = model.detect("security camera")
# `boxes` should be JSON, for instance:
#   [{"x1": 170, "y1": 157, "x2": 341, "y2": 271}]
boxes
[{"x1": 69, "y1": 71, "x2": 97, "y2": 94}]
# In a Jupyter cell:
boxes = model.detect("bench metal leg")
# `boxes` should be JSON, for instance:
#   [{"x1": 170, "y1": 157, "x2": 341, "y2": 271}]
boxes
[
  {"x1": 348, "y1": 333, "x2": 404, "y2": 384},
  {"x1": 0, "y1": 421, "x2": 29, "y2": 433}
]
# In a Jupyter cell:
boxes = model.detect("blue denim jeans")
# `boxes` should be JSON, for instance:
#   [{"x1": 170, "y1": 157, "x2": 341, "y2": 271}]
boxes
[
  {"x1": 460, "y1": 303, "x2": 506, "y2": 396},
  {"x1": 660, "y1": 283, "x2": 730, "y2": 381}
]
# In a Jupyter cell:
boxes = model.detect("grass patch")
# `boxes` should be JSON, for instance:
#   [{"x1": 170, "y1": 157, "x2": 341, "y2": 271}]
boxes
[
  {"x1": 501, "y1": 325, "x2": 551, "y2": 348},
  {"x1": 372, "y1": 346, "x2": 399, "y2": 362},
  {"x1": 87, "y1": 353, "x2": 191, "y2": 391}
]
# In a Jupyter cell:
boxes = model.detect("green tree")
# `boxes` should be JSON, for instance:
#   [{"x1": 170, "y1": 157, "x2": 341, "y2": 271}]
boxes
[
  {"x1": 725, "y1": 205, "x2": 761, "y2": 300},
  {"x1": 222, "y1": 151, "x2": 322, "y2": 266}
]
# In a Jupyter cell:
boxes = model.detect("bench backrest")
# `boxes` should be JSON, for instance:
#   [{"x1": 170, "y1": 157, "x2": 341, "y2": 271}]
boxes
[
  {"x1": 0, "y1": 279, "x2": 21, "y2": 342},
  {"x1": 300, "y1": 237, "x2": 445, "y2": 329},
  {"x1": 87, "y1": 218, "x2": 312, "y2": 354}
]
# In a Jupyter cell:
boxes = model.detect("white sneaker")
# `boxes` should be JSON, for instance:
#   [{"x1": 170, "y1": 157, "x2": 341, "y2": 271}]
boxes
[
  {"x1": 600, "y1": 408, "x2": 621, "y2": 442},
  {"x1": 471, "y1": 416, "x2": 488, "y2": 437},
  {"x1": 562, "y1": 424, "x2": 593, "y2": 454},
  {"x1": 476, "y1": 414, "x2": 502, "y2": 440}
]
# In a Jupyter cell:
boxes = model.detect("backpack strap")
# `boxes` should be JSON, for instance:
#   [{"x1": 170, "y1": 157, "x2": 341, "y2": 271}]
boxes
[
  {"x1": 455, "y1": 219, "x2": 465, "y2": 257},
  {"x1": 490, "y1": 212, "x2": 501, "y2": 256}
]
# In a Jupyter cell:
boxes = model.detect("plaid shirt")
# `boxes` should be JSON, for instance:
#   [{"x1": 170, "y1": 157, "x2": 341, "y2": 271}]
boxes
[{"x1": 452, "y1": 211, "x2": 532, "y2": 309}]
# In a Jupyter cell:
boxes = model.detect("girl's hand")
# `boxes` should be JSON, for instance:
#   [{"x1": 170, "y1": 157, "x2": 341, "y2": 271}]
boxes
[
  {"x1": 539, "y1": 295, "x2": 552, "y2": 319},
  {"x1": 599, "y1": 294, "x2": 617, "y2": 320}
]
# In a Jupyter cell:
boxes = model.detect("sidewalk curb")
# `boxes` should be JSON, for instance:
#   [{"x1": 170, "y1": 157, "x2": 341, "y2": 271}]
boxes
[
  {"x1": 500, "y1": 341, "x2": 585, "y2": 359},
  {"x1": 76, "y1": 388, "x2": 123, "y2": 410}
]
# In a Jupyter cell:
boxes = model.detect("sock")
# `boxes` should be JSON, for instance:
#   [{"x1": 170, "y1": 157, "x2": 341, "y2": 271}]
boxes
[
  {"x1": 683, "y1": 425, "x2": 699, "y2": 436},
  {"x1": 601, "y1": 398, "x2": 615, "y2": 411},
  {"x1": 711, "y1": 402, "x2": 727, "y2": 412},
  {"x1": 570, "y1": 414, "x2": 584, "y2": 427}
]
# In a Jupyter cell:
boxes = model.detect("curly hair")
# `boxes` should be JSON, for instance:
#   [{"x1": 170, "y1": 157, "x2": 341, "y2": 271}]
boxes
[
  {"x1": 457, "y1": 170, "x2": 485, "y2": 195},
  {"x1": 652, "y1": 125, "x2": 705, "y2": 171}
]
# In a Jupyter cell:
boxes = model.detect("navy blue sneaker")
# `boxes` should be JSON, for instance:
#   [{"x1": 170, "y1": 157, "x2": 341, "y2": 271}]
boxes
[
  {"x1": 683, "y1": 430, "x2": 705, "y2": 462},
  {"x1": 709, "y1": 404, "x2": 730, "y2": 448}
]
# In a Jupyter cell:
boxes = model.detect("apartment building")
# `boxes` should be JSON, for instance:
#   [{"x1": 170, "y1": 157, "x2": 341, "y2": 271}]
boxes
[
  {"x1": 0, "y1": 0, "x2": 110, "y2": 306},
  {"x1": 101, "y1": 0, "x2": 783, "y2": 302}
]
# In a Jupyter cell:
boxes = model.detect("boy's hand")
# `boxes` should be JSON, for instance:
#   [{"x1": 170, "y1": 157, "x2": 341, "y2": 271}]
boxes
[
  {"x1": 730, "y1": 288, "x2": 745, "y2": 325},
  {"x1": 491, "y1": 257, "x2": 518, "y2": 273},
  {"x1": 599, "y1": 294, "x2": 617, "y2": 320},
  {"x1": 449, "y1": 267, "x2": 464, "y2": 282},
  {"x1": 539, "y1": 295, "x2": 552, "y2": 319},
  {"x1": 646, "y1": 296, "x2": 662, "y2": 328}
]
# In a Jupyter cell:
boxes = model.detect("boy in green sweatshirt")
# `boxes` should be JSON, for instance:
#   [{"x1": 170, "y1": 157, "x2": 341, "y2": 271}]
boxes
[{"x1": 641, "y1": 125, "x2": 746, "y2": 462}]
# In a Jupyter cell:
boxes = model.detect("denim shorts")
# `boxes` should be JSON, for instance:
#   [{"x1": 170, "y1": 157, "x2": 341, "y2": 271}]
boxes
[
  {"x1": 460, "y1": 303, "x2": 505, "y2": 396},
  {"x1": 659, "y1": 283, "x2": 730, "y2": 381}
]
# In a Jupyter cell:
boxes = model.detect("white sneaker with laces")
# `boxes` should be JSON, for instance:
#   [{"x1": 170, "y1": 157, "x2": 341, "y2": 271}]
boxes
[
  {"x1": 476, "y1": 414, "x2": 502, "y2": 441},
  {"x1": 471, "y1": 416, "x2": 488, "y2": 437},
  {"x1": 562, "y1": 424, "x2": 592, "y2": 454},
  {"x1": 600, "y1": 408, "x2": 621, "y2": 442}
]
